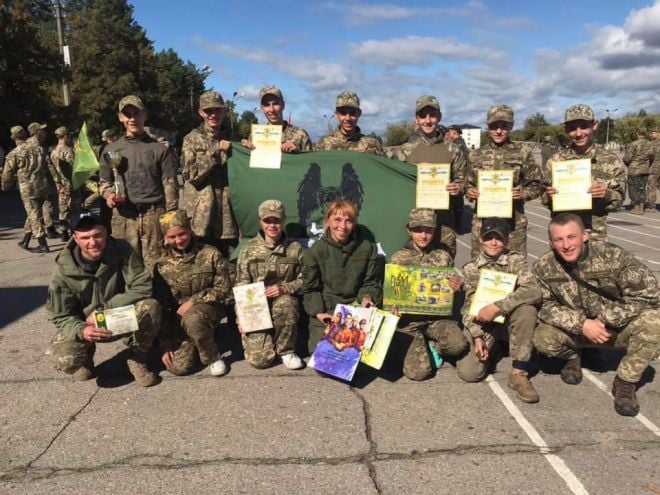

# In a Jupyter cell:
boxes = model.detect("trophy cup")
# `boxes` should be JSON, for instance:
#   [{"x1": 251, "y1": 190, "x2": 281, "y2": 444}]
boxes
[{"x1": 106, "y1": 151, "x2": 126, "y2": 202}]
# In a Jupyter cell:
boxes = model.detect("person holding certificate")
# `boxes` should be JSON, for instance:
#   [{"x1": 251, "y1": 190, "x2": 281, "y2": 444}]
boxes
[
  {"x1": 458, "y1": 218, "x2": 542, "y2": 403},
  {"x1": 541, "y1": 104, "x2": 626, "y2": 241},
  {"x1": 466, "y1": 105, "x2": 543, "y2": 258}
]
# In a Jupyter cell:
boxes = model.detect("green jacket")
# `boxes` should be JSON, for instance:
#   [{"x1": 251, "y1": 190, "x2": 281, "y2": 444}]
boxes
[
  {"x1": 47, "y1": 237, "x2": 153, "y2": 340},
  {"x1": 302, "y1": 226, "x2": 382, "y2": 316}
]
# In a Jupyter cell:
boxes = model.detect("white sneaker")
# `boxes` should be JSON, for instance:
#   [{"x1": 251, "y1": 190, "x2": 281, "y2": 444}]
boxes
[
  {"x1": 209, "y1": 355, "x2": 228, "y2": 376},
  {"x1": 281, "y1": 352, "x2": 304, "y2": 370}
]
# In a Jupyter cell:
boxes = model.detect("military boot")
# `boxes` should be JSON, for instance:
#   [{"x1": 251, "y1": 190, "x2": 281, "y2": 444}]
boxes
[
  {"x1": 74, "y1": 344, "x2": 96, "y2": 382},
  {"x1": 46, "y1": 225, "x2": 59, "y2": 239},
  {"x1": 630, "y1": 204, "x2": 644, "y2": 215},
  {"x1": 508, "y1": 370, "x2": 540, "y2": 403},
  {"x1": 644, "y1": 205, "x2": 656, "y2": 213},
  {"x1": 17, "y1": 233, "x2": 32, "y2": 250},
  {"x1": 612, "y1": 375, "x2": 640, "y2": 416},
  {"x1": 34, "y1": 237, "x2": 50, "y2": 253},
  {"x1": 127, "y1": 353, "x2": 159, "y2": 387},
  {"x1": 560, "y1": 354, "x2": 582, "y2": 385}
]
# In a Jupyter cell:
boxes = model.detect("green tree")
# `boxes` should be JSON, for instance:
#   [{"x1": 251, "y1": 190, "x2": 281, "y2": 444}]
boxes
[
  {"x1": 385, "y1": 121, "x2": 414, "y2": 146},
  {"x1": 522, "y1": 112, "x2": 549, "y2": 142},
  {"x1": 236, "y1": 110, "x2": 258, "y2": 140}
]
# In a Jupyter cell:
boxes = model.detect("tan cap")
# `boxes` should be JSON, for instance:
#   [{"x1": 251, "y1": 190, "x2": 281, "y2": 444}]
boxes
[
  {"x1": 159, "y1": 210, "x2": 191, "y2": 234},
  {"x1": 336, "y1": 91, "x2": 360, "y2": 109},
  {"x1": 407, "y1": 208, "x2": 436, "y2": 229},
  {"x1": 54, "y1": 126, "x2": 68, "y2": 137},
  {"x1": 415, "y1": 95, "x2": 440, "y2": 113},
  {"x1": 199, "y1": 90, "x2": 225, "y2": 110},
  {"x1": 564, "y1": 104, "x2": 595, "y2": 123},
  {"x1": 259, "y1": 85, "x2": 284, "y2": 103},
  {"x1": 486, "y1": 105, "x2": 514, "y2": 124},
  {"x1": 101, "y1": 129, "x2": 116, "y2": 140},
  {"x1": 258, "y1": 199, "x2": 285, "y2": 220},
  {"x1": 10, "y1": 125, "x2": 26, "y2": 137},
  {"x1": 27, "y1": 122, "x2": 47, "y2": 135},
  {"x1": 118, "y1": 95, "x2": 146, "y2": 113}
]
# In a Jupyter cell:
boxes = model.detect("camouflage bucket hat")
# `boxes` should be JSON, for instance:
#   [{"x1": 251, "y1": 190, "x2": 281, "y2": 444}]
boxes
[
  {"x1": 407, "y1": 208, "x2": 436, "y2": 229},
  {"x1": 336, "y1": 91, "x2": 360, "y2": 110},
  {"x1": 54, "y1": 126, "x2": 68, "y2": 137},
  {"x1": 258, "y1": 199, "x2": 285, "y2": 220},
  {"x1": 259, "y1": 85, "x2": 284, "y2": 103},
  {"x1": 480, "y1": 218, "x2": 511, "y2": 239},
  {"x1": 564, "y1": 104, "x2": 594, "y2": 123},
  {"x1": 486, "y1": 105, "x2": 514, "y2": 124},
  {"x1": 27, "y1": 122, "x2": 47, "y2": 135},
  {"x1": 159, "y1": 210, "x2": 191, "y2": 234},
  {"x1": 199, "y1": 90, "x2": 225, "y2": 110},
  {"x1": 118, "y1": 95, "x2": 146, "y2": 113},
  {"x1": 415, "y1": 95, "x2": 441, "y2": 113},
  {"x1": 10, "y1": 125, "x2": 26, "y2": 137}
]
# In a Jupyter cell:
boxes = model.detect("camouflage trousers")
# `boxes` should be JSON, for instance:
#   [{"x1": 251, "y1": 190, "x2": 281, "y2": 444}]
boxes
[
  {"x1": 242, "y1": 294, "x2": 299, "y2": 369},
  {"x1": 111, "y1": 205, "x2": 165, "y2": 270},
  {"x1": 58, "y1": 182, "x2": 72, "y2": 222},
  {"x1": 398, "y1": 318, "x2": 468, "y2": 381},
  {"x1": 19, "y1": 189, "x2": 48, "y2": 238},
  {"x1": 457, "y1": 304, "x2": 537, "y2": 383},
  {"x1": 167, "y1": 303, "x2": 224, "y2": 376},
  {"x1": 628, "y1": 175, "x2": 648, "y2": 204},
  {"x1": 471, "y1": 211, "x2": 528, "y2": 258},
  {"x1": 533, "y1": 309, "x2": 660, "y2": 383},
  {"x1": 44, "y1": 183, "x2": 57, "y2": 228},
  {"x1": 646, "y1": 173, "x2": 659, "y2": 207},
  {"x1": 45, "y1": 299, "x2": 161, "y2": 374}
]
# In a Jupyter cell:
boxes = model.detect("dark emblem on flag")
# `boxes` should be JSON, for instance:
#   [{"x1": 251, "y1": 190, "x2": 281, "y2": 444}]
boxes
[{"x1": 297, "y1": 162, "x2": 364, "y2": 226}]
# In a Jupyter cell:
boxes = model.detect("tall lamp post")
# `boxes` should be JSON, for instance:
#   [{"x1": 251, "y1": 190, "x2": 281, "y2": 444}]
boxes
[
  {"x1": 52, "y1": 0, "x2": 71, "y2": 106},
  {"x1": 323, "y1": 114, "x2": 334, "y2": 133},
  {"x1": 605, "y1": 108, "x2": 618, "y2": 146}
]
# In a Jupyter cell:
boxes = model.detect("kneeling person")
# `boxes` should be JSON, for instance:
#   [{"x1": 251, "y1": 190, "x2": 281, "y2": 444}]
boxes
[
  {"x1": 46, "y1": 212, "x2": 161, "y2": 386},
  {"x1": 458, "y1": 218, "x2": 541, "y2": 403},
  {"x1": 236, "y1": 200, "x2": 304, "y2": 369},
  {"x1": 153, "y1": 210, "x2": 231, "y2": 376}
]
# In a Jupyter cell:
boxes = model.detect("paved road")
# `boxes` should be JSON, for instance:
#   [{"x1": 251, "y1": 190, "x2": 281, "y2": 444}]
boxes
[{"x1": 1, "y1": 189, "x2": 659, "y2": 495}]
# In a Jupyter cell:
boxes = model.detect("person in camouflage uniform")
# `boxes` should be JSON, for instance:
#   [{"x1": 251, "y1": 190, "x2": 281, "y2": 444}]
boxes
[
  {"x1": 181, "y1": 91, "x2": 238, "y2": 257},
  {"x1": 467, "y1": 105, "x2": 543, "y2": 258},
  {"x1": 1, "y1": 125, "x2": 51, "y2": 253},
  {"x1": 389, "y1": 208, "x2": 468, "y2": 381},
  {"x1": 236, "y1": 200, "x2": 305, "y2": 370},
  {"x1": 99, "y1": 95, "x2": 179, "y2": 270},
  {"x1": 446, "y1": 125, "x2": 469, "y2": 156},
  {"x1": 46, "y1": 212, "x2": 162, "y2": 386},
  {"x1": 542, "y1": 104, "x2": 626, "y2": 241},
  {"x1": 242, "y1": 86, "x2": 312, "y2": 153},
  {"x1": 647, "y1": 126, "x2": 660, "y2": 212},
  {"x1": 316, "y1": 91, "x2": 385, "y2": 156},
  {"x1": 457, "y1": 218, "x2": 542, "y2": 403},
  {"x1": 50, "y1": 126, "x2": 75, "y2": 240},
  {"x1": 153, "y1": 210, "x2": 231, "y2": 377},
  {"x1": 533, "y1": 213, "x2": 660, "y2": 416},
  {"x1": 27, "y1": 122, "x2": 59, "y2": 239},
  {"x1": 540, "y1": 135, "x2": 556, "y2": 169},
  {"x1": 623, "y1": 128, "x2": 654, "y2": 215}
]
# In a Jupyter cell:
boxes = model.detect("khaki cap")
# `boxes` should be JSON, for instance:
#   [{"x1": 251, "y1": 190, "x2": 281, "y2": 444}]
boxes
[
  {"x1": 10, "y1": 125, "x2": 26, "y2": 137},
  {"x1": 199, "y1": 91, "x2": 225, "y2": 110},
  {"x1": 259, "y1": 85, "x2": 284, "y2": 103},
  {"x1": 564, "y1": 104, "x2": 594, "y2": 123},
  {"x1": 335, "y1": 91, "x2": 360, "y2": 110},
  {"x1": 27, "y1": 122, "x2": 47, "y2": 135},
  {"x1": 486, "y1": 105, "x2": 513, "y2": 124},
  {"x1": 415, "y1": 95, "x2": 441, "y2": 113},
  {"x1": 118, "y1": 95, "x2": 146, "y2": 113},
  {"x1": 258, "y1": 199, "x2": 285, "y2": 220},
  {"x1": 407, "y1": 208, "x2": 436, "y2": 229},
  {"x1": 54, "y1": 126, "x2": 68, "y2": 137},
  {"x1": 159, "y1": 210, "x2": 191, "y2": 234}
]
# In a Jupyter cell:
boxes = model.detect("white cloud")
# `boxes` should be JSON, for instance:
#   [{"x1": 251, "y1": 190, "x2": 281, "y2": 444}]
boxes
[
  {"x1": 319, "y1": 1, "x2": 485, "y2": 25},
  {"x1": 625, "y1": 1, "x2": 660, "y2": 48}
]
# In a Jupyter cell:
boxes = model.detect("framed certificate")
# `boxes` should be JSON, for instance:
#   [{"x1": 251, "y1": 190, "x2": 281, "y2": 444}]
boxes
[
  {"x1": 416, "y1": 163, "x2": 451, "y2": 210},
  {"x1": 249, "y1": 124, "x2": 282, "y2": 169},
  {"x1": 233, "y1": 282, "x2": 273, "y2": 333},
  {"x1": 95, "y1": 305, "x2": 138, "y2": 337},
  {"x1": 477, "y1": 169, "x2": 514, "y2": 218},
  {"x1": 468, "y1": 269, "x2": 517, "y2": 324},
  {"x1": 551, "y1": 159, "x2": 592, "y2": 212}
]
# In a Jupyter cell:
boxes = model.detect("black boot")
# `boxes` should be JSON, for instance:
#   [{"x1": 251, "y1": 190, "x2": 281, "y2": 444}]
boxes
[
  {"x1": 17, "y1": 233, "x2": 32, "y2": 250},
  {"x1": 612, "y1": 375, "x2": 640, "y2": 416},
  {"x1": 560, "y1": 354, "x2": 583, "y2": 385},
  {"x1": 35, "y1": 236, "x2": 50, "y2": 253},
  {"x1": 46, "y1": 225, "x2": 59, "y2": 239}
]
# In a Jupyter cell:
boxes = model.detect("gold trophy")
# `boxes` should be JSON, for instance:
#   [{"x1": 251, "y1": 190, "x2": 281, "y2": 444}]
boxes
[{"x1": 106, "y1": 151, "x2": 126, "y2": 202}]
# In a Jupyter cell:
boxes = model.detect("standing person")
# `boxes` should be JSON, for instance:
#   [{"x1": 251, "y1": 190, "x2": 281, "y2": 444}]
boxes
[
  {"x1": 647, "y1": 125, "x2": 660, "y2": 212},
  {"x1": 466, "y1": 105, "x2": 543, "y2": 258},
  {"x1": 542, "y1": 104, "x2": 626, "y2": 241},
  {"x1": 27, "y1": 122, "x2": 59, "y2": 239},
  {"x1": 623, "y1": 129, "x2": 654, "y2": 215},
  {"x1": 2, "y1": 125, "x2": 51, "y2": 253},
  {"x1": 301, "y1": 199, "x2": 382, "y2": 354},
  {"x1": 533, "y1": 213, "x2": 660, "y2": 417},
  {"x1": 316, "y1": 92, "x2": 385, "y2": 156},
  {"x1": 540, "y1": 135, "x2": 556, "y2": 168},
  {"x1": 457, "y1": 218, "x2": 541, "y2": 403},
  {"x1": 46, "y1": 212, "x2": 162, "y2": 386},
  {"x1": 99, "y1": 95, "x2": 179, "y2": 269},
  {"x1": 236, "y1": 200, "x2": 305, "y2": 370},
  {"x1": 94, "y1": 129, "x2": 118, "y2": 160},
  {"x1": 152, "y1": 210, "x2": 231, "y2": 377},
  {"x1": 242, "y1": 86, "x2": 312, "y2": 153},
  {"x1": 180, "y1": 90, "x2": 238, "y2": 257},
  {"x1": 446, "y1": 125, "x2": 469, "y2": 156},
  {"x1": 51, "y1": 126, "x2": 75, "y2": 240}
]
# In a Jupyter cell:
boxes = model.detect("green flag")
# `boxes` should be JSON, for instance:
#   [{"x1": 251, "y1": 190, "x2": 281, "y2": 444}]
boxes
[
  {"x1": 72, "y1": 122, "x2": 100, "y2": 190},
  {"x1": 228, "y1": 145, "x2": 417, "y2": 256}
]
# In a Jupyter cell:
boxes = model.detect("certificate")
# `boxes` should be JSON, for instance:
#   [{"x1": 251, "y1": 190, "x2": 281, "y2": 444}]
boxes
[
  {"x1": 249, "y1": 124, "x2": 282, "y2": 169},
  {"x1": 477, "y1": 169, "x2": 513, "y2": 218},
  {"x1": 416, "y1": 163, "x2": 451, "y2": 210},
  {"x1": 468, "y1": 269, "x2": 517, "y2": 324},
  {"x1": 383, "y1": 264, "x2": 456, "y2": 316},
  {"x1": 551, "y1": 159, "x2": 592, "y2": 212},
  {"x1": 95, "y1": 305, "x2": 138, "y2": 336},
  {"x1": 233, "y1": 282, "x2": 273, "y2": 333}
]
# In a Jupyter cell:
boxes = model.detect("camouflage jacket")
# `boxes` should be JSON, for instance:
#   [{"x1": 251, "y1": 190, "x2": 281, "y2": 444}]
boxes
[
  {"x1": 462, "y1": 251, "x2": 541, "y2": 339},
  {"x1": 279, "y1": 122, "x2": 313, "y2": 152},
  {"x1": 650, "y1": 139, "x2": 660, "y2": 175},
  {"x1": 50, "y1": 143, "x2": 75, "y2": 188},
  {"x1": 533, "y1": 241, "x2": 660, "y2": 335},
  {"x1": 27, "y1": 136, "x2": 59, "y2": 188},
  {"x1": 1, "y1": 141, "x2": 50, "y2": 198},
  {"x1": 236, "y1": 232, "x2": 304, "y2": 294},
  {"x1": 623, "y1": 138, "x2": 654, "y2": 175},
  {"x1": 315, "y1": 126, "x2": 385, "y2": 156},
  {"x1": 393, "y1": 133, "x2": 467, "y2": 186},
  {"x1": 388, "y1": 129, "x2": 443, "y2": 160}
]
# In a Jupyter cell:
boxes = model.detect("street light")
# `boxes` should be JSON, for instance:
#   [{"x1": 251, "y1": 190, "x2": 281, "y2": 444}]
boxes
[
  {"x1": 323, "y1": 113, "x2": 334, "y2": 133},
  {"x1": 605, "y1": 108, "x2": 618, "y2": 146}
]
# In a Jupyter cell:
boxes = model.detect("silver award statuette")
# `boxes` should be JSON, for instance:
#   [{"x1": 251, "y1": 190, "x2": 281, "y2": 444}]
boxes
[{"x1": 106, "y1": 151, "x2": 126, "y2": 200}]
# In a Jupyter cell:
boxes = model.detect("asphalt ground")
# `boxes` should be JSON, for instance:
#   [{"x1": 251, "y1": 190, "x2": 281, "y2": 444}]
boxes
[{"x1": 1, "y1": 187, "x2": 659, "y2": 495}]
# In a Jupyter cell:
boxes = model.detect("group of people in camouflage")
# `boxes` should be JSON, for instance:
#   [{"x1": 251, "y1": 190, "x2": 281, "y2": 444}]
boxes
[{"x1": 8, "y1": 85, "x2": 655, "y2": 418}]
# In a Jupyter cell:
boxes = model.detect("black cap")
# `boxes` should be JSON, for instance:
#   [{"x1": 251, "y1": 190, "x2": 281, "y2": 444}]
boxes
[
  {"x1": 480, "y1": 218, "x2": 510, "y2": 239},
  {"x1": 72, "y1": 211, "x2": 105, "y2": 231},
  {"x1": 448, "y1": 125, "x2": 462, "y2": 134}
]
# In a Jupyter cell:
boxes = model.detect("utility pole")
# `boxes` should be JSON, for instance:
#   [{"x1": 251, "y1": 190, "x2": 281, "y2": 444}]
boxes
[
  {"x1": 605, "y1": 108, "x2": 618, "y2": 146},
  {"x1": 53, "y1": 1, "x2": 71, "y2": 106}
]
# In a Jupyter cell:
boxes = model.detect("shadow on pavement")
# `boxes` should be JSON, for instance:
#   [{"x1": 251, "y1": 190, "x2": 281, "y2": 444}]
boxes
[{"x1": 0, "y1": 286, "x2": 48, "y2": 329}]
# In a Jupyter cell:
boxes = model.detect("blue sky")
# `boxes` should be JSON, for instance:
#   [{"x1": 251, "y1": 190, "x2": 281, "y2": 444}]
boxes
[{"x1": 132, "y1": 0, "x2": 660, "y2": 139}]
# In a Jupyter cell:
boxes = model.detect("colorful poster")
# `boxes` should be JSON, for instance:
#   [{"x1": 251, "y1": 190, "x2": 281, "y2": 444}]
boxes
[
  {"x1": 383, "y1": 264, "x2": 456, "y2": 316},
  {"x1": 416, "y1": 163, "x2": 450, "y2": 210},
  {"x1": 468, "y1": 269, "x2": 518, "y2": 324},
  {"x1": 551, "y1": 159, "x2": 592, "y2": 212},
  {"x1": 477, "y1": 169, "x2": 514, "y2": 218}
]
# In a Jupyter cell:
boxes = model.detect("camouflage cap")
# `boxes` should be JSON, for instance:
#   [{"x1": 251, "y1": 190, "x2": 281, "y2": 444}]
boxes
[
  {"x1": 54, "y1": 126, "x2": 68, "y2": 137},
  {"x1": 259, "y1": 85, "x2": 284, "y2": 103},
  {"x1": 564, "y1": 104, "x2": 594, "y2": 123},
  {"x1": 10, "y1": 125, "x2": 26, "y2": 137},
  {"x1": 448, "y1": 124, "x2": 462, "y2": 134},
  {"x1": 543, "y1": 135, "x2": 552, "y2": 143},
  {"x1": 486, "y1": 105, "x2": 514, "y2": 124},
  {"x1": 27, "y1": 122, "x2": 47, "y2": 135},
  {"x1": 415, "y1": 95, "x2": 441, "y2": 113},
  {"x1": 335, "y1": 91, "x2": 360, "y2": 110},
  {"x1": 199, "y1": 90, "x2": 225, "y2": 110},
  {"x1": 258, "y1": 199, "x2": 285, "y2": 220},
  {"x1": 159, "y1": 210, "x2": 191, "y2": 234},
  {"x1": 407, "y1": 208, "x2": 436, "y2": 229},
  {"x1": 101, "y1": 129, "x2": 116, "y2": 140},
  {"x1": 480, "y1": 218, "x2": 511, "y2": 239},
  {"x1": 118, "y1": 95, "x2": 146, "y2": 113}
]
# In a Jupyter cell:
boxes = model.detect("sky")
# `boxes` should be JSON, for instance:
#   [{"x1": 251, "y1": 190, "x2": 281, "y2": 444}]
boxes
[{"x1": 131, "y1": 0, "x2": 660, "y2": 139}]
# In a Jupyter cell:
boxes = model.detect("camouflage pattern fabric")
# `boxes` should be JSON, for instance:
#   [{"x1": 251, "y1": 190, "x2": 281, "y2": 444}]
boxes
[
  {"x1": 315, "y1": 127, "x2": 385, "y2": 156},
  {"x1": 647, "y1": 139, "x2": 660, "y2": 207},
  {"x1": 50, "y1": 143, "x2": 75, "y2": 222},
  {"x1": 623, "y1": 137, "x2": 653, "y2": 176},
  {"x1": 111, "y1": 205, "x2": 165, "y2": 270},
  {"x1": 281, "y1": 122, "x2": 313, "y2": 152},
  {"x1": 564, "y1": 104, "x2": 594, "y2": 122},
  {"x1": 628, "y1": 175, "x2": 648, "y2": 204}
]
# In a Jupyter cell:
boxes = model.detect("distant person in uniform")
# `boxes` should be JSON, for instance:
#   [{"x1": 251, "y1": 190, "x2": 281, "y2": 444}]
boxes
[{"x1": 623, "y1": 128, "x2": 653, "y2": 215}]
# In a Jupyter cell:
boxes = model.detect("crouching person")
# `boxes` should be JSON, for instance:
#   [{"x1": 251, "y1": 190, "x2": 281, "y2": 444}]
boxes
[
  {"x1": 46, "y1": 212, "x2": 161, "y2": 386},
  {"x1": 236, "y1": 200, "x2": 304, "y2": 370},
  {"x1": 390, "y1": 208, "x2": 468, "y2": 381},
  {"x1": 153, "y1": 210, "x2": 231, "y2": 377},
  {"x1": 457, "y1": 218, "x2": 541, "y2": 403}
]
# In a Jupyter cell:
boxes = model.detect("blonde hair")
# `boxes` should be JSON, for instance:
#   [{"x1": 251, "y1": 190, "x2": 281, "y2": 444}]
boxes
[{"x1": 324, "y1": 199, "x2": 358, "y2": 227}]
